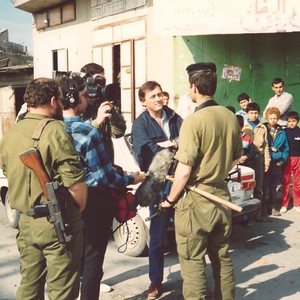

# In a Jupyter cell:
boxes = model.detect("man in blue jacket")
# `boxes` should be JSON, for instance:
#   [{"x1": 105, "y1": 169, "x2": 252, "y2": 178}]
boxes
[{"x1": 132, "y1": 81, "x2": 182, "y2": 299}]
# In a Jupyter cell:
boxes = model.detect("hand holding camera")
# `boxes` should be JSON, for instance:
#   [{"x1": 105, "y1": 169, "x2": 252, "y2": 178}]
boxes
[{"x1": 94, "y1": 101, "x2": 113, "y2": 126}]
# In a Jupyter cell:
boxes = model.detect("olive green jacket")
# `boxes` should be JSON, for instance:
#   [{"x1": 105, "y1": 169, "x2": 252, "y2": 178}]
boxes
[
  {"x1": 0, "y1": 114, "x2": 86, "y2": 215},
  {"x1": 175, "y1": 104, "x2": 243, "y2": 186}
]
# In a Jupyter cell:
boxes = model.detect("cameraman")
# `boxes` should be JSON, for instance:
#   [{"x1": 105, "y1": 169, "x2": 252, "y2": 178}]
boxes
[
  {"x1": 81, "y1": 63, "x2": 126, "y2": 162},
  {"x1": 57, "y1": 73, "x2": 145, "y2": 299}
]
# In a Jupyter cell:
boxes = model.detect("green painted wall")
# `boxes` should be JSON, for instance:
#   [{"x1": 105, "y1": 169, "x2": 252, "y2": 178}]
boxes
[{"x1": 174, "y1": 33, "x2": 300, "y2": 114}]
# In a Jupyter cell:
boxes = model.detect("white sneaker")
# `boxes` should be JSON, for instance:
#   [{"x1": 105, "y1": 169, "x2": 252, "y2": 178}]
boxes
[
  {"x1": 100, "y1": 283, "x2": 112, "y2": 293},
  {"x1": 280, "y1": 206, "x2": 287, "y2": 213},
  {"x1": 294, "y1": 206, "x2": 300, "y2": 213}
]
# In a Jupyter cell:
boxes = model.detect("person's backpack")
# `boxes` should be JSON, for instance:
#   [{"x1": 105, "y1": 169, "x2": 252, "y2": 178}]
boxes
[{"x1": 109, "y1": 164, "x2": 137, "y2": 224}]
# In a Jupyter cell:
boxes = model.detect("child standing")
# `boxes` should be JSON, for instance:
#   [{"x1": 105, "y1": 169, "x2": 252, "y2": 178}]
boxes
[
  {"x1": 236, "y1": 115, "x2": 256, "y2": 166},
  {"x1": 236, "y1": 93, "x2": 252, "y2": 122},
  {"x1": 280, "y1": 111, "x2": 300, "y2": 213},
  {"x1": 161, "y1": 91, "x2": 170, "y2": 106},
  {"x1": 263, "y1": 107, "x2": 289, "y2": 216},
  {"x1": 243, "y1": 103, "x2": 271, "y2": 220}
]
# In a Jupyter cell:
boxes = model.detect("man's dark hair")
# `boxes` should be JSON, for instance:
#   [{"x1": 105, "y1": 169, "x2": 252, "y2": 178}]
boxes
[
  {"x1": 272, "y1": 77, "x2": 284, "y2": 86},
  {"x1": 236, "y1": 114, "x2": 244, "y2": 129},
  {"x1": 226, "y1": 105, "x2": 236, "y2": 114},
  {"x1": 237, "y1": 93, "x2": 250, "y2": 103},
  {"x1": 245, "y1": 102, "x2": 260, "y2": 113},
  {"x1": 286, "y1": 111, "x2": 299, "y2": 122},
  {"x1": 188, "y1": 71, "x2": 217, "y2": 96},
  {"x1": 138, "y1": 81, "x2": 162, "y2": 102},
  {"x1": 24, "y1": 78, "x2": 61, "y2": 108},
  {"x1": 80, "y1": 63, "x2": 105, "y2": 77}
]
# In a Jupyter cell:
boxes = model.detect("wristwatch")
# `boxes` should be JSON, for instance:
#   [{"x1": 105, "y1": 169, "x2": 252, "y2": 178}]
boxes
[{"x1": 165, "y1": 196, "x2": 176, "y2": 206}]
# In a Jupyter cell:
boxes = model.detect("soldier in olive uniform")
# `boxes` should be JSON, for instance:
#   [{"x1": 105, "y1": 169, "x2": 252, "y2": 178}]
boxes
[
  {"x1": 161, "y1": 63, "x2": 243, "y2": 300},
  {"x1": 0, "y1": 78, "x2": 87, "y2": 300}
]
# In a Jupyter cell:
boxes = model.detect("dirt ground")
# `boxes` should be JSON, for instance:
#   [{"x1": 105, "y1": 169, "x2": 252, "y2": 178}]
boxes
[{"x1": 1, "y1": 202, "x2": 300, "y2": 300}]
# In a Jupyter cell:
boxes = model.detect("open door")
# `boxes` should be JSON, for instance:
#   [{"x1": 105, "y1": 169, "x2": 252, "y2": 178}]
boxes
[
  {"x1": 93, "y1": 39, "x2": 146, "y2": 125},
  {"x1": 120, "y1": 39, "x2": 146, "y2": 124}
]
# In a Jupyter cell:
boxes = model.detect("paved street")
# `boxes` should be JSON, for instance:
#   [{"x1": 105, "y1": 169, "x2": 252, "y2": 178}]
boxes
[{"x1": 1, "y1": 201, "x2": 300, "y2": 300}]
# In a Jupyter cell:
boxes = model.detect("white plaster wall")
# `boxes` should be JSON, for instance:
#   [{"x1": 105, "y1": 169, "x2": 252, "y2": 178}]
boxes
[{"x1": 32, "y1": 21, "x2": 93, "y2": 78}]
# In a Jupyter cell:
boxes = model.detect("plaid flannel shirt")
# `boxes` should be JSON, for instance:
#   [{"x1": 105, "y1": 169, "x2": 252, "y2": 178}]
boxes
[{"x1": 64, "y1": 116, "x2": 133, "y2": 189}]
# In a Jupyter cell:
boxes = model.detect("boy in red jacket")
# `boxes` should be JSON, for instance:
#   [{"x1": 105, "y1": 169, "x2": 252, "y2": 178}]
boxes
[{"x1": 280, "y1": 111, "x2": 300, "y2": 213}]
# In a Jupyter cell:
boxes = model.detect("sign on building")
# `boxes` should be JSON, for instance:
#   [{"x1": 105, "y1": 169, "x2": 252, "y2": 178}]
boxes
[{"x1": 154, "y1": 0, "x2": 300, "y2": 35}]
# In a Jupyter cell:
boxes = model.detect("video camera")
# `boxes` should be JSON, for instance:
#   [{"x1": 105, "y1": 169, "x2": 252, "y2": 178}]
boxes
[
  {"x1": 53, "y1": 71, "x2": 107, "y2": 106},
  {"x1": 86, "y1": 75, "x2": 106, "y2": 105}
]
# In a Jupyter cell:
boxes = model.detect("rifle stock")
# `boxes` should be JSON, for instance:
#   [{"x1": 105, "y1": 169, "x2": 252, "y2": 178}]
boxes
[
  {"x1": 19, "y1": 148, "x2": 50, "y2": 199},
  {"x1": 19, "y1": 147, "x2": 72, "y2": 249},
  {"x1": 166, "y1": 175, "x2": 243, "y2": 213}
]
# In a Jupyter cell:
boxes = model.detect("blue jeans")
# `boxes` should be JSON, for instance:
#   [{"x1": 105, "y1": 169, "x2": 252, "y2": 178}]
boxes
[
  {"x1": 149, "y1": 182, "x2": 173, "y2": 284},
  {"x1": 263, "y1": 161, "x2": 282, "y2": 210}
]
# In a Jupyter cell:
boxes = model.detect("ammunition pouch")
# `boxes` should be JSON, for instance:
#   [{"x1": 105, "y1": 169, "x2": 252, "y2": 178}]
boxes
[{"x1": 27, "y1": 203, "x2": 50, "y2": 218}]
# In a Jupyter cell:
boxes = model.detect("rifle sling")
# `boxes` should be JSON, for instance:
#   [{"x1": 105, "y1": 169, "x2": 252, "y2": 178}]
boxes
[
  {"x1": 26, "y1": 118, "x2": 55, "y2": 198},
  {"x1": 32, "y1": 118, "x2": 55, "y2": 148}
]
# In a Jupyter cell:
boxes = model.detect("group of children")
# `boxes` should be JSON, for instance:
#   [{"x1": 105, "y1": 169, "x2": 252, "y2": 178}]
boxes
[{"x1": 235, "y1": 95, "x2": 300, "y2": 222}]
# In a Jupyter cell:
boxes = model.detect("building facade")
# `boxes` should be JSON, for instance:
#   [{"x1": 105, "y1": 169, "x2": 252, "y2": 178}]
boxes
[
  {"x1": 15, "y1": 0, "x2": 174, "y2": 127},
  {"x1": 15, "y1": 0, "x2": 300, "y2": 126},
  {"x1": 0, "y1": 27, "x2": 33, "y2": 141}
]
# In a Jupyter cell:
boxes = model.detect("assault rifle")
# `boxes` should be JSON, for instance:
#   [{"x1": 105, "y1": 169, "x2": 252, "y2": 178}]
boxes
[{"x1": 19, "y1": 148, "x2": 72, "y2": 250}]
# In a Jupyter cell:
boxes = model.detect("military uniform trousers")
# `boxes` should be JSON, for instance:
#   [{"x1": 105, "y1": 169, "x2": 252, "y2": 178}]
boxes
[
  {"x1": 16, "y1": 213, "x2": 84, "y2": 300},
  {"x1": 174, "y1": 183, "x2": 235, "y2": 300}
]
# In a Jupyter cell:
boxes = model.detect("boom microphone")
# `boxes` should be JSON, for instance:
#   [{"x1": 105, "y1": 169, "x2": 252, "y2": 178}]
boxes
[{"x1": 135, "y1": 149, "x2": 175, "y2": 207}]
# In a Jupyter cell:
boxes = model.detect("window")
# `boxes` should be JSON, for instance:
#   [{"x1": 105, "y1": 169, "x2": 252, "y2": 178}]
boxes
[
  {"x1": 35, "y1": 1, "x2": 75, "y2": 30},
  {"x1": 36, "y1": 11, "x2": 48, "y2": 30},
  {"x1": 49, "y1": 6, "x2": 61, "y2": 27},
  {"x1": 53, "y1": 50, "x2": 58, "y2": 71},
  {"x1": 52, "y1": 49, "x2": 69, "y2": 73},
  {"x1": 62, "y1": 2, "x2": 76, "y2": 23}
]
